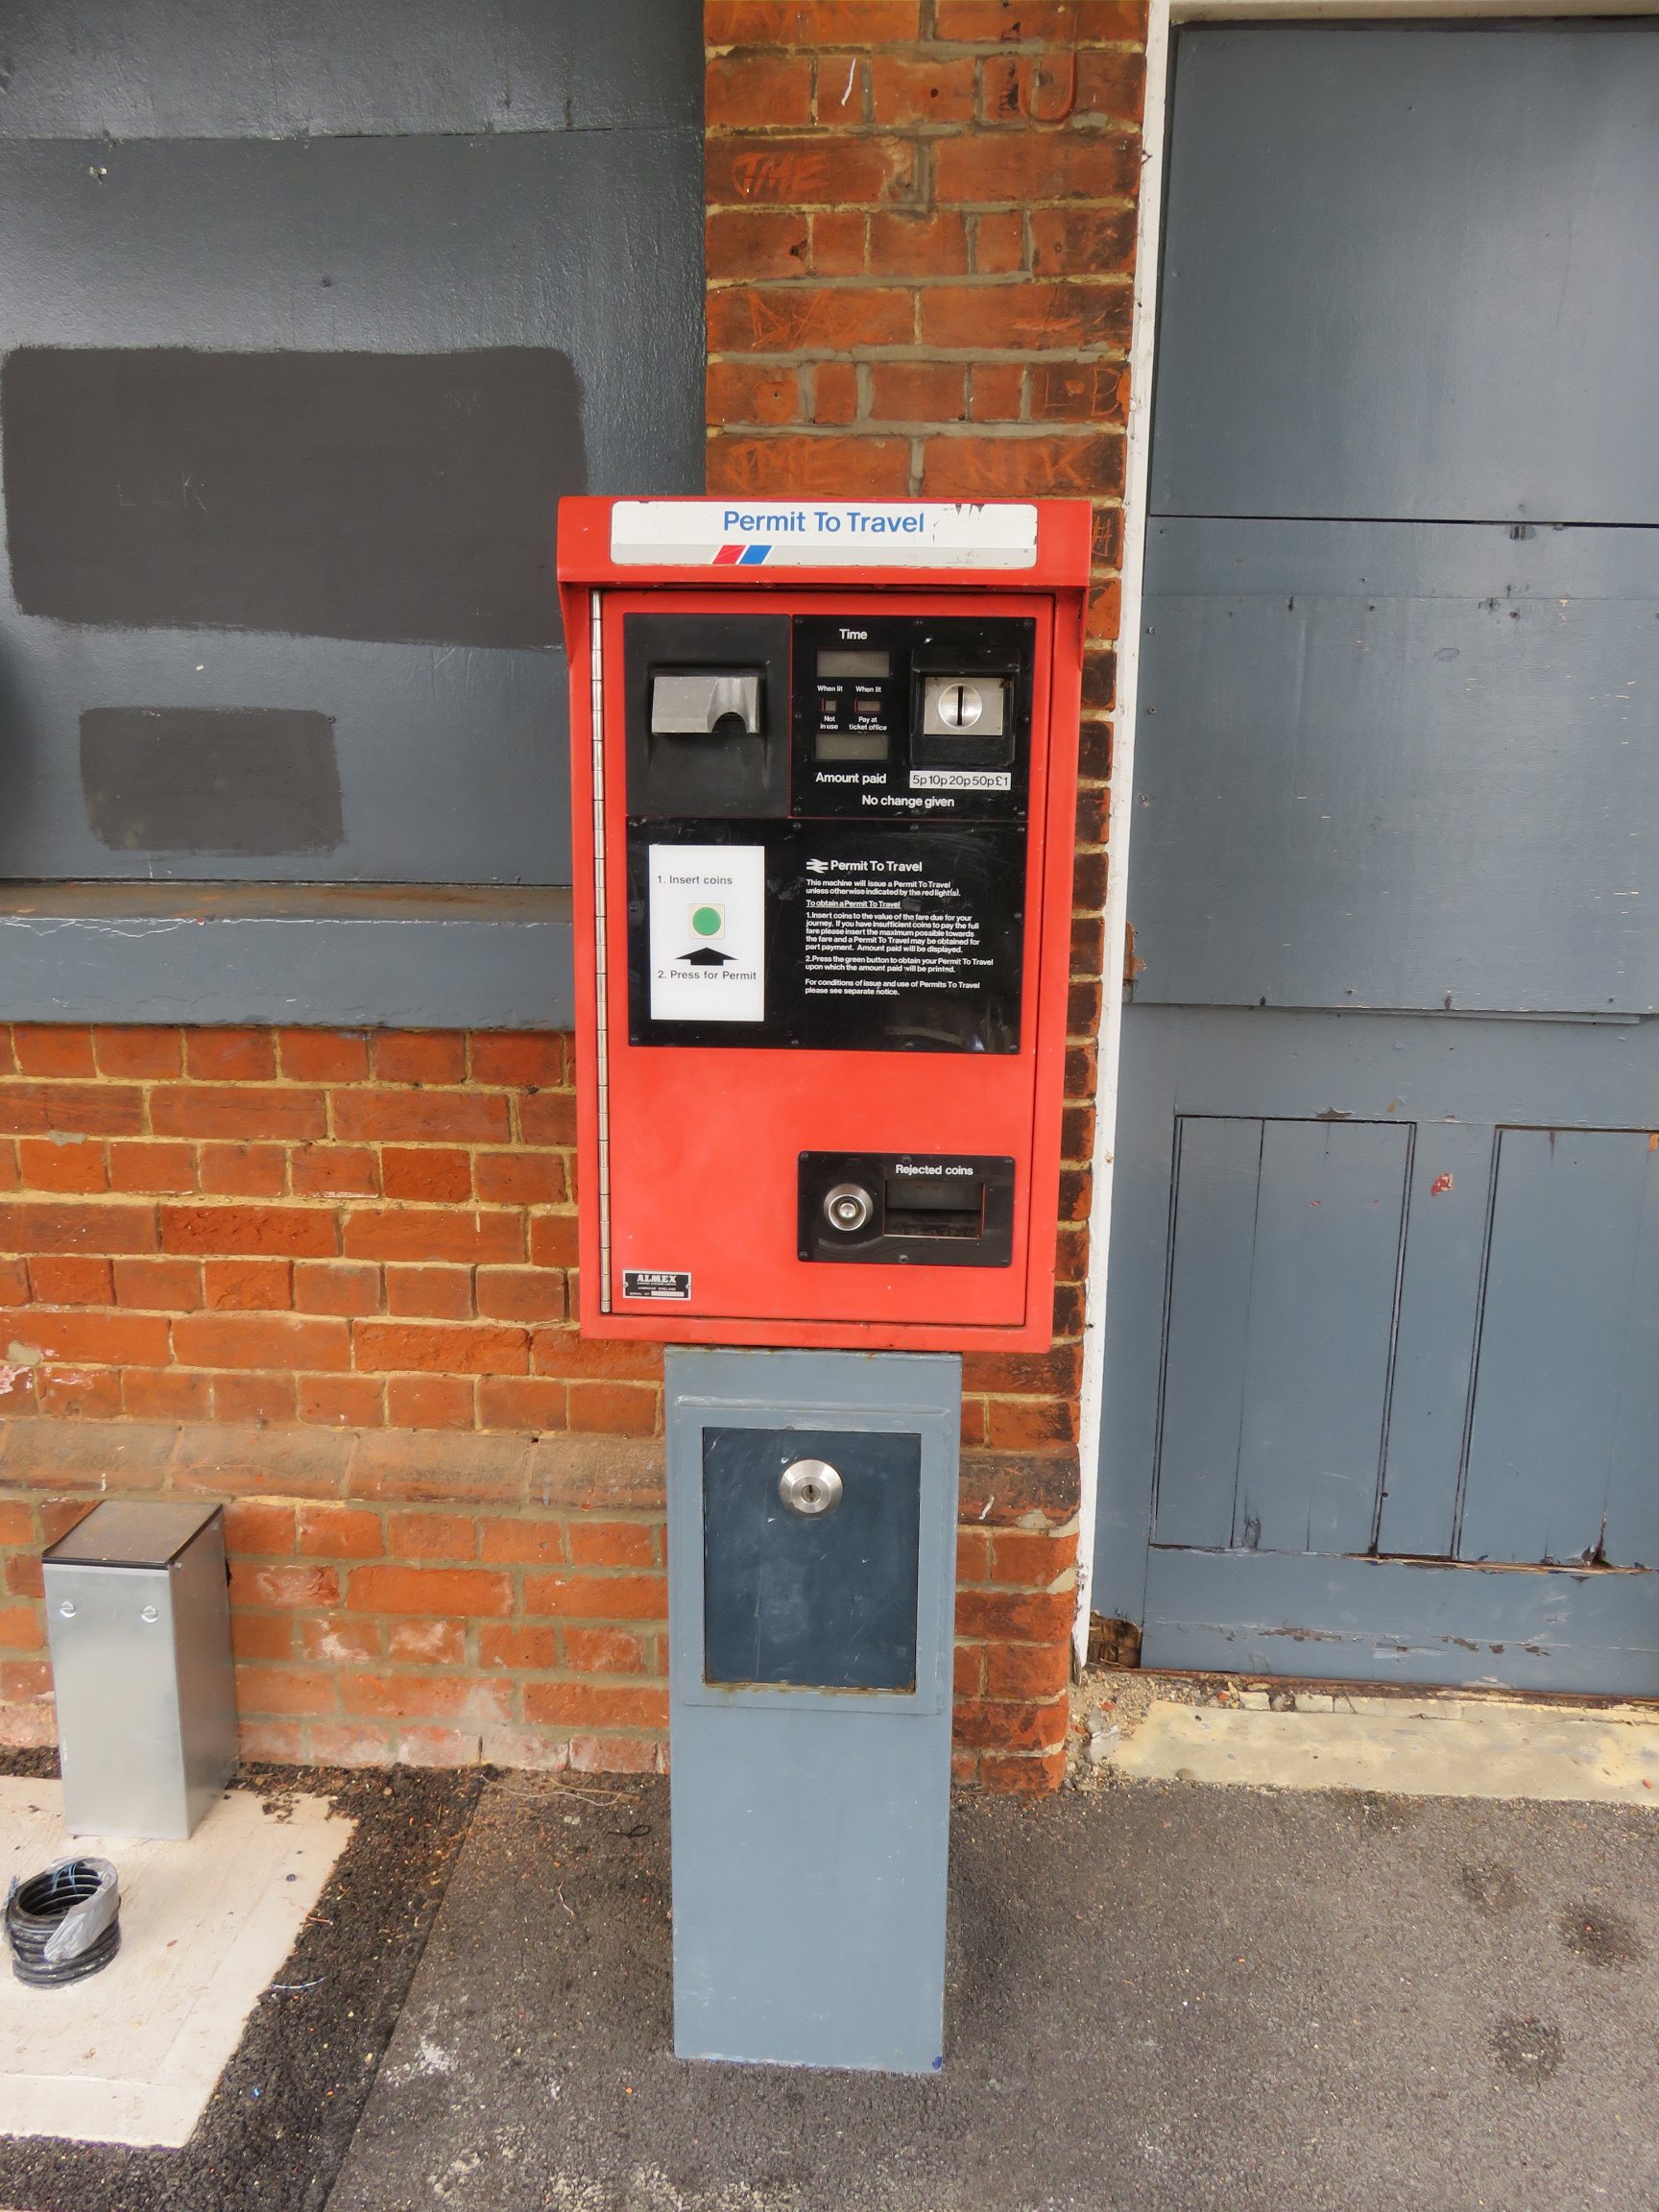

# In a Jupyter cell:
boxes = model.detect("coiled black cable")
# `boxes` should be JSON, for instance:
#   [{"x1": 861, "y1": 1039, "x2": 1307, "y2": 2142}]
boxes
[{"x1": 6, "y1": 1859, "x2": 121, "y2": 1987}]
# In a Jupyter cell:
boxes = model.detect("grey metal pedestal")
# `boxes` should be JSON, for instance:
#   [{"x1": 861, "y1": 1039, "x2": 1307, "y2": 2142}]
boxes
[{"x1": 664, "y1": 1347, "x2": 960, "y2": 2074}]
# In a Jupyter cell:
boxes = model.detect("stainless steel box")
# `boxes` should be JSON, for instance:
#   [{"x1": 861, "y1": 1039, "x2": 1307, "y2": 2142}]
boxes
[{"x1": 43, "y1": 1501, "x2": 238, "y2": 1839}]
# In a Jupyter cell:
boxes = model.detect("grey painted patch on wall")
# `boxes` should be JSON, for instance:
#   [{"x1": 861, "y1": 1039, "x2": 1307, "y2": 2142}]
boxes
[
  {"x1": 5, "y1": 348, "x2": 583, "y2": 650},
  {"x1": 80, "y1": 708, "x2": 343, "y2": 856}
]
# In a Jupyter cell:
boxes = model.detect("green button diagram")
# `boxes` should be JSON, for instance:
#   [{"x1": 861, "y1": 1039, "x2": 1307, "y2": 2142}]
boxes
[{"x1": 690, "y1": 904, "x2": 724, "y2": 938}]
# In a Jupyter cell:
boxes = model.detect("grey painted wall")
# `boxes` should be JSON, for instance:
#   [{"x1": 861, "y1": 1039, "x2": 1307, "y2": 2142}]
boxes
[
  {"x1": 0, "y1": 0, "x2": 703, "y2": 1023},
  {"x1": 0, "y1": 883, "x2": 574, "y2": 1028},
  {"x1": 1132, "y1": 519, "x2": 1659, "y2": 1014},
  {"x1": 1152, "y1": 22, "x2": 1659, "y2": 525}
]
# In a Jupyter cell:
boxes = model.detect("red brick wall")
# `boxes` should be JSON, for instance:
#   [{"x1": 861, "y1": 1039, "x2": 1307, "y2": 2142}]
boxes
[
  {"x1": 0, "y1": 1025, "x2": 594, "y2": 1431},
  {"x1": 0, "y1": 1025, "x2": 1084, "y2": 1786},
  {"x1": 0, "y1": 1022, "x2": 1078, "y2": 1451},
  {"x1": 0, "y1": 1422, "x2": 1077, "y2": 1784},
  {"x1": 703, "y1": 0, "x2": 1148, "y2": 1775},
  {"x1": 3, "y1": 1433, "x2": 669, "y2": 1773},
  {"x1": 704, "y1": 0, "x2": 1142, "y2": 1413}
]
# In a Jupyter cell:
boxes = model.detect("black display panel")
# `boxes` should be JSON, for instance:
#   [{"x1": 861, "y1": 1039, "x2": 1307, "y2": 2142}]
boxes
[
  {"x1": 791, "y1": 613, "x2": 1034, "y2": 822},
  {"x1": 622, "y1": 613, "x2": 1034, "y2": 1055}
]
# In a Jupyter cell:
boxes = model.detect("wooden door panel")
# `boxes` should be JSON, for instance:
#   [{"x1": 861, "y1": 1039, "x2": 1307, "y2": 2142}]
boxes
[{"x1": 1460, "y1": 1129, "x2": 1659, "y2": 1568}]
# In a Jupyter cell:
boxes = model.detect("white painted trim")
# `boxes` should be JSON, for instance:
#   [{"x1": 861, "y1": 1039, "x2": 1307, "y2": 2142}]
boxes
[
  {"x1": 1070, "y1": 0, "x2": 1659, "y2": 1668},
  {"x1": 1072, "y1": 0, "x2": 1172, "y2": 1665},
  {"x1": 1177, "y1": 0, "x2": 1655, "y2": 13}
]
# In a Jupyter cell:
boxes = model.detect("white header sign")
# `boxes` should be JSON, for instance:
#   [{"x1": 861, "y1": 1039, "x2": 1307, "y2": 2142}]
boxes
[{"x1": 610, "y1": 499, "x2": 1038, "y2": 570}]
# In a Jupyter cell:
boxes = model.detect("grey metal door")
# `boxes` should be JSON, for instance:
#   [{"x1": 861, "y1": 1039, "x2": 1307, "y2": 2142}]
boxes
[{"x1": 1094, "y1": 22, "x2": 1659, "y2": 1692}]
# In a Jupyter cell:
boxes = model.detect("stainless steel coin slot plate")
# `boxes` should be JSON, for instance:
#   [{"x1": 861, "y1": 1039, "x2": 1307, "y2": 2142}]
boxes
[
  {"x1": 779, "y1": 1458, "x2": 844, "y2": 1517},
  {"x1": 921, "y1": 673, "x2": 1005, "y2": 737}
]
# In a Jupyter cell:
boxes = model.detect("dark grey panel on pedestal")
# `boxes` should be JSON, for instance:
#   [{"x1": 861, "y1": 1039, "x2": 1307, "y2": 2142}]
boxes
[{"x1": 702, "y1": 1426, "x2": 923, "y2": 1693}]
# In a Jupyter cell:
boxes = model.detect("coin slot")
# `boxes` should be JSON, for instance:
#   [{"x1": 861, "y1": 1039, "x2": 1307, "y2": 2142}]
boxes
[
  {"x1": 913, "y1": 671, "x2": 1016, "y2": 771},
  {"x1": 920, "y1": 673, "x2": 1005, "y2": 739}
]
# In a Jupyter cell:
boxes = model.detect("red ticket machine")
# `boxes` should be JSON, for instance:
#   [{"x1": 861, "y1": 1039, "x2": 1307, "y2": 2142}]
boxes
[{"x1": 557, "y1": 496, "x2": 1091, "y2": 1353}]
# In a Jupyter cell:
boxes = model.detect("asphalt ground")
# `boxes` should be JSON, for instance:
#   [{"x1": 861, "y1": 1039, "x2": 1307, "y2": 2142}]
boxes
[
  {"x1": 325, "y1": 1772, "x2": 1659, "y2": 2212},
  {"x1": 6, "y1": 1756, "x2": 1658, "y2": 2212},
  {"x1": 0, "y1": 1757, "x2": 483, "y2": 2212}
]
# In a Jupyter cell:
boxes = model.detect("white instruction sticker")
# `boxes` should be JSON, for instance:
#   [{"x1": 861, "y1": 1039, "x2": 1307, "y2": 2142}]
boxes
[{"x1": 648, "y1": 845, "x2": 766, "y2": 1023}]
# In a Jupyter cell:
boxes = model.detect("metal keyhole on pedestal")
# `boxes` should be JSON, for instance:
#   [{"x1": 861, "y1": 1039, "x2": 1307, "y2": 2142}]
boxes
[
  {"x1": 779, "y1": 1458, "x2": 844, "y2": 1517},
  {"x1": 938, "y1": 681, "x2": 984, "y2": 731}
]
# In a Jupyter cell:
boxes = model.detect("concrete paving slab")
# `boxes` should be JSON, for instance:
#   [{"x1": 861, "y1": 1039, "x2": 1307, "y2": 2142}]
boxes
[
  {"x1": 326, "y1": 1773, "x2": 1659, "y2": 2212},
  {"x1": 0, "y1": 1761, "x2": 483, "y2": 2212},
  {"x1": 1112, "y1": 1695, "x2": 1659, "y2": 1801},
  {"x1": 0, "y1": 1776, "x2": 351, "y2": 2147}
]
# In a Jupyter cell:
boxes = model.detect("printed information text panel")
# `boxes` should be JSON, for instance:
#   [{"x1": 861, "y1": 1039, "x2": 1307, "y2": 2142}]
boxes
[{"x1": 626, "y1": 824, "x2": 1025, "y2": 1053}]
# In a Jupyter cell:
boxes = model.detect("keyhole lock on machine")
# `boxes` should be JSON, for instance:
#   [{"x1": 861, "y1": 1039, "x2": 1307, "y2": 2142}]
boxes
[
  {"x1": 823, "y1": 1181, "x2": 875, "y2": 1234},
  {"x1": 779, "y1": 1458, "x2": 844, "y2": 1516}
]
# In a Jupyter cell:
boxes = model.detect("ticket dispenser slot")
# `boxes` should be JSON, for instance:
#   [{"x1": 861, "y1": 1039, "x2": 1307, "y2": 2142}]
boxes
[
  {"x1": 625, "y1": 612, "x2": 790, "y2": 820},
  {"x1": 651, "y1": 670, "x2": 762, "y2": 737}
]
